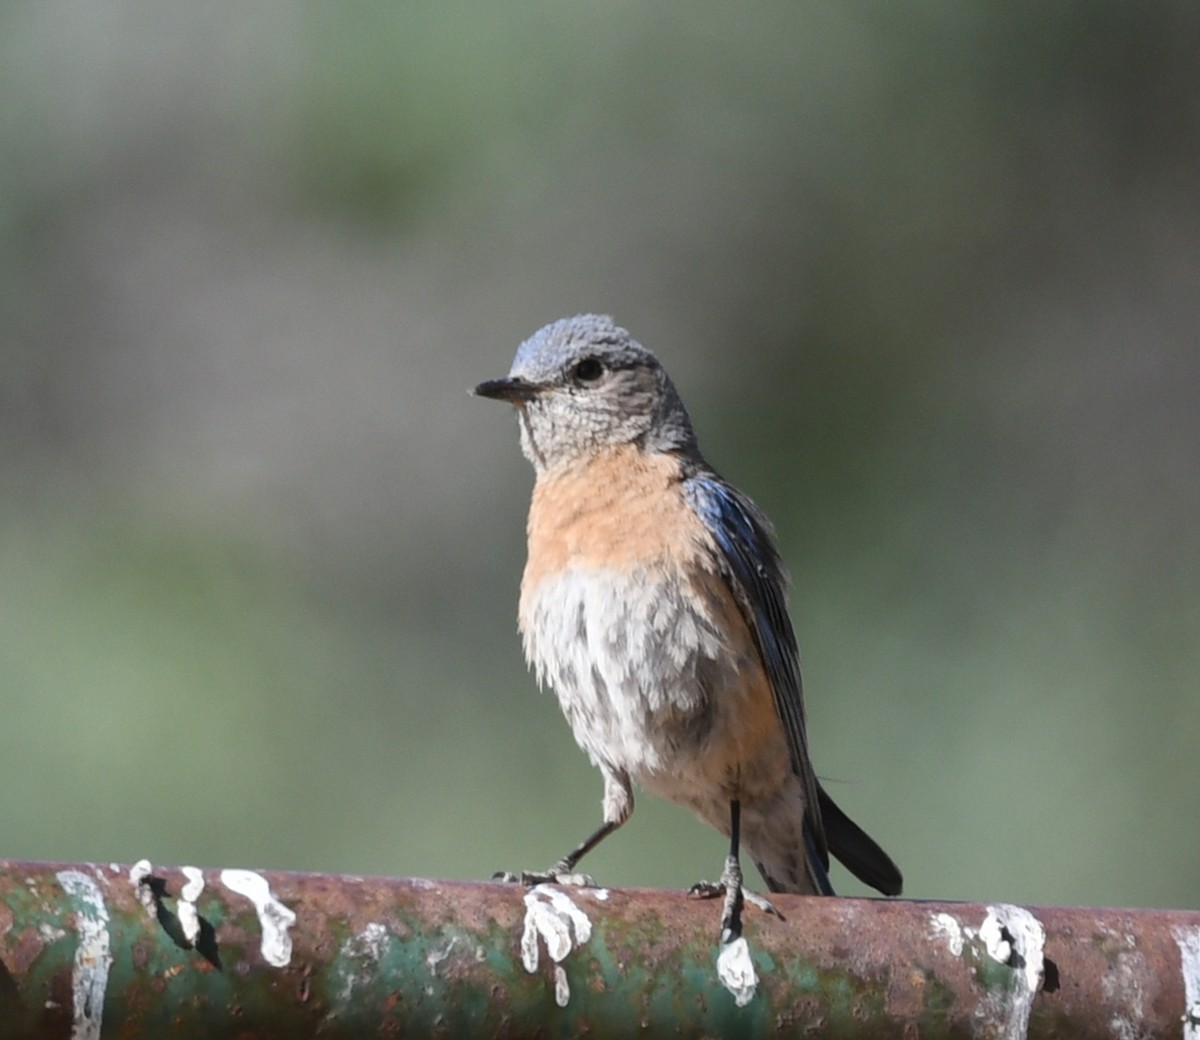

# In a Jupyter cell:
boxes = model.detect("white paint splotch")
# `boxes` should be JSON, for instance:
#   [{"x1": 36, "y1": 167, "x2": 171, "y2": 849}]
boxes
[
  {"x1": 927, "y1": 905, "x2": 1048, "y2": 1040},
  {"x1": 177, "y1": 866, "x2": 206, "y2": 944},
  {"x1": 1174, "y1": 926, "x2": 1200, "y2": 1040},
  {"x1": 930, "y1": 911, "x2": 966, "y2": 957},
  {"x1": 220, "y1": 869, "x2": 297, "y2": 968},
  {"x1": 980, "y1": 904, "x2": 1046, "y2": 1040},
  {"x1": 717, "y1": 937, "x2": 758, "y2": 1007},
  {"x1": 982, "y1": 904, "x2": 1046, "y2": 993},
  {"x1": 56, "y1": 870, "x2": 113, "y2": 1040},
  {"x1": 128, "y1": 859, "x2": 156, "y2": 916},
  {"x1": 520, "y1": 885, "x2": 596, "y2": 1008}
]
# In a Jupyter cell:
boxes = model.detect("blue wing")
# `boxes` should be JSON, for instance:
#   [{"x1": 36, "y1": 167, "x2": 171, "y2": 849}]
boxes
[{"x1": 684, "y1": 472, "x2": 829, "y2": 874}]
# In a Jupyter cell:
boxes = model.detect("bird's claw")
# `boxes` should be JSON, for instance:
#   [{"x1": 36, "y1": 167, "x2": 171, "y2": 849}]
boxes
[
  {"x1": 689, "y1": 869, "x2": 782, "y2": 944},
  {"x1": 492, "y1": 868, "x2": 598, "y2": 888},
  {"x1": 742, "y1": 888, "x2": 783, "y2": 918}
]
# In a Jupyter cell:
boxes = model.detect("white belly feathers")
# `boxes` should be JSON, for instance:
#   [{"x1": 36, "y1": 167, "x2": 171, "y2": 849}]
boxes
[{"x1": 520, "y1": 563, "x2": 751, "y2": 783}]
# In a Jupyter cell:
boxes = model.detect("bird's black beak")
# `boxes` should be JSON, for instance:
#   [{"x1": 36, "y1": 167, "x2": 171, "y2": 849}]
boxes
[{"x1": 472, "y1": 377, "x2": 542, "y2": 403}]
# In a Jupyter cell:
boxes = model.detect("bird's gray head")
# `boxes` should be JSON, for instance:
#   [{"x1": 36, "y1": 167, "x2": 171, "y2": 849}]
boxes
[{"x1": 473, "y1": 315, "x2": 697, "y2": 472}]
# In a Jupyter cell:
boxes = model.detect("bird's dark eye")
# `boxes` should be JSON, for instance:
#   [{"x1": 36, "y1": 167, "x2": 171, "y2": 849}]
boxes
[{"x1": 571, "y1": 357, "x2": 605, "y2": 384}]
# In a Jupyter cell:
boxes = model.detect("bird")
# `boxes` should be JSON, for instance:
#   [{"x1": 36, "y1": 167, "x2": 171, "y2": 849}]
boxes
[{"x1": 474, "y1": 314, "x2": 901, "y2": 942}]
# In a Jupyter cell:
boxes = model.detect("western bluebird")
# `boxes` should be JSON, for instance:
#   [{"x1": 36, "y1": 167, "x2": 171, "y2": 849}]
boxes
[{"x1": 475, "y1": 315, "x2": 901, "y2": 942}]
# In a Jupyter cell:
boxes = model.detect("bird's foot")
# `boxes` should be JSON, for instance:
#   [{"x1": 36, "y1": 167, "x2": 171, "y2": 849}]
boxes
[
  {"x1": 492, "y1": 865, "x2": 597, "y2": 888},
  {"x1": 688, "y1": 881, "x2": 780, "y2": 916},
  {"x1": 689, "y1": 855, "x2": 782, "y2": 943}
]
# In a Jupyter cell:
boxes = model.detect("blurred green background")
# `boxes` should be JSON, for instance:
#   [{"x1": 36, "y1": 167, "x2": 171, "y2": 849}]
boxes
[{"x1": 2, "y1": 1, "x2": 1197, "y2": 911}]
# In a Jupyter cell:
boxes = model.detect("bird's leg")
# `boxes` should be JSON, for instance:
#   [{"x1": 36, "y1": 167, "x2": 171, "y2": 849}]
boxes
[
  {"x1": 493, "y1": 819, "x2": 618, "y2": 887},
  {"x1": 493, "y1": 768, "x2": 632, "y2": 887},
  {"x1": 689, "y1": 799, "x2": 782, "y2": 943},
  {"x1": 689, "y1": 799, "x2": 747, "y2": 943}
]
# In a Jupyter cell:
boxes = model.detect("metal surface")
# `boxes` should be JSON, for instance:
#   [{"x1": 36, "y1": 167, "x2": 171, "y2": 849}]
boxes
[{"x1": 1, "y1": 859, "x2": 1198, "y2": 1038}]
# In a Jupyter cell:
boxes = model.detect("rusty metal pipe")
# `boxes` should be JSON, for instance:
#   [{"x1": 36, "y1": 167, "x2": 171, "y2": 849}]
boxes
[{"x1": 1, "y1": 859, "x2": 1198, "y2": 1038}]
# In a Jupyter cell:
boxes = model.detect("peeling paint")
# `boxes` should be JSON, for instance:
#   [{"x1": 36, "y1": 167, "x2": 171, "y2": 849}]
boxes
[
  {"x1": 335, "y1": 922, "x2": 390, "y2": 1008},
  {"x1": 220, "y1": 868, "x2": 296, "y2": 968},
  {"x1": 177, "y1": 866, "x2": 205, "y2": 944},
  {"x1": 520, "y1": 884, "x2": 594, "y2": 1006},
  {"x1": 930, "y1": 911, "x2": 965, "y2": 957},
  {"x1": 553, "y1": 964, "x2": 570, "y2": 1007},
  {"x1": 426, "y1": 935, "x2": 458, "y2": 976},
  {"x1": 128, "y1": 860, "x2": 156, "y2": 916},
  {"x1": 980, "y1": 910, "x2": 1013, "y2": 964},
  {"x1": 981, "y1": 904, "x2": 1046, "y2": 1040},
  {"x1": 1103, "y1": 950, "x2": 1147, "y2": 1040},
  {"x1": 1093, "y1": 922, "x2": 1145, "y2": 1040},
  {"x1": 1174, "y1": 925, "x2": 1200, "y2": 1040},
  {"x1": 57, "y1": 870, "x2": 113, "y2": 1040},
  {"x1": 353, "y1": 921, "x2": 388, "y2": 962},
  {"x1": 716, "y1": 937, "x2": 758, "y2": 1007}
]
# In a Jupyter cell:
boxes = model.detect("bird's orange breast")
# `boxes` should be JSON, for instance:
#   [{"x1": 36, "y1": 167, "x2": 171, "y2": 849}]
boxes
[{"x1": 522, "y1": 445, "x2": 709, "y2": 590}]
